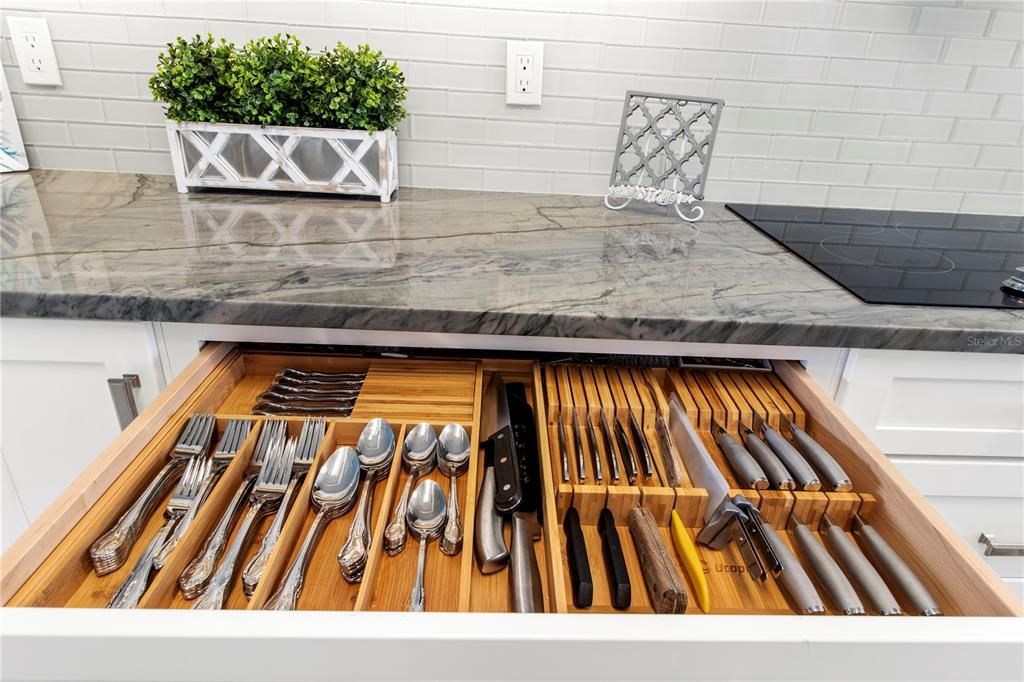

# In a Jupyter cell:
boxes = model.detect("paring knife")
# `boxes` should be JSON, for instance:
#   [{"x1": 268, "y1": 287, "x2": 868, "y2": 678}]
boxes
[
  {"x1": 613, "y1": 420, "x2": 639, "y2": 485},
  {"x1": 792, "y1": 521, "x2": 865, "y2": 615},
  {"x1": 786, "y1": 420, "x2": 853, "y2": 492},
  {"x1": 557, "y1": 420, "x2": 570, "y2": 484},
  {"x1": 740, "y1": 424, "x2": 794, "y2": 490},
  {"x1": 821, "y1": 515, "x2": 902, "y2": 616},
  {"x1": 712, "y1": 420, "x2": 768, "y2": 490},
  {"x1": 655, "y1": 415, "x2": 685, "y2": 487},
  {"x1": 597, "y1": 413, "x2": 621, "y2": 482},
  {"x1": 628, "y1": 413, "x2": 655, "y2": 479},
  {"x1": 598, "y1": 508, "x2": 631, "y2": 610},
  {"x1": 584, "y1": 415, "x2": 604, "y2": 482},
  {"x1": 667, "y1": 394, "x2": 781, "y2": 583},
  {"x1": 564, "y1": 507, "x2": 593, "y2": 608},
  {"x1": 853, "y1": 515, "x2": 942, "y2": 616},
  {"x1": 571, "y1": 412, "x2": 587, "y2": 483},
  {"x1": 756, "y1": 415, "x2": 821, "y2": 491},
  {"x1": 670, "y1": 510, "x2": 709, "y2": 613}
]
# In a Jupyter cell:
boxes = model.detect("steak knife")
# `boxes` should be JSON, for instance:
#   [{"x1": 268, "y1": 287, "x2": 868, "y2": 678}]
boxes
[
  {"x1": 597, "y1": 413, "x2": 621, "y2": 482},
  {"x1": 786, "y1": 420, "x2": 853, "y2": 492},
  {"x1": 712, "y1": 420, "x2": 768, "y2": 490},
  {"x1": 853, "y1": 515, "x2": 942, "y2": 616},
  {"x1": 793, "y1": 521, "x2": 864, "y2": 615},
  {"x1": 614, "y1": 420, "x2": 639, "y2": 485},
  {"x1": 557, "y1": 420, "x2": 570, "y2": 484},
  {"x1": 757, "y1": 415, "x2": 821, "y2": 491},
  {"x1": 571, "y1": 412, "x2": 587, "y2": 483},
  {"x1": 822, "y1": 515, "x2": 902, "y2": 616},
  {"x1": 628, "y1": 413, "x2": 655, "y2": 480},
  {"x1": 584, "y1": 415, "x2": 603, "y2": 482},
  {"x1": 740, "y1": 424, "x2": 794, "y2": 490}
]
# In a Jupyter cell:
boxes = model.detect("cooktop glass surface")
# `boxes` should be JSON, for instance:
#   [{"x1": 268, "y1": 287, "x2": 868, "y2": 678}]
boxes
[{"x1": 726, "y1": 203, "x2": 1024, "y2": 309}]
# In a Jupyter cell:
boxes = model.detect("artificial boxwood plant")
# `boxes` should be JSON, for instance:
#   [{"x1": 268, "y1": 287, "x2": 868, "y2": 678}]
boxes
[{"x1": 148, "y1": 33, "x2": 407, "y2": 133}]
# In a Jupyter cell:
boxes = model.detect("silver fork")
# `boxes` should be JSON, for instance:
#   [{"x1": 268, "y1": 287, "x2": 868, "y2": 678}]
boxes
[
  {"x1": 178, "y1": 419, "x2": 283, "y2": 600},
  {"x1": 241, "y1": 418, "x2": 325, "y2": 597},
  {"x1": 192, "y1": 433, "x2": 294, "y2": 610},
  {"x1": 108, "y1": 455, "x2": 212, "y2": 609},
  {"x1": 153, "y1": 419, "x2": 252, "y2": 571},
  {"x1": 90, "y1": 414, "x2": 216, "y2": 576}
]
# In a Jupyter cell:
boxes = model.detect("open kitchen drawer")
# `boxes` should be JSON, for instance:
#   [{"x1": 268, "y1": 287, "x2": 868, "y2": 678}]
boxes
[{"x1": 1, "y1": 343, "x2": 1020, "y2": 681}]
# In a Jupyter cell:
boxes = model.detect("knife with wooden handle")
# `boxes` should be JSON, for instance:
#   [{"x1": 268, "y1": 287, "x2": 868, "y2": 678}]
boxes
[
  {"x1": 759, "y1": 418, "x2": 821, "y2": 491},
  {"x1": 557, "y1": 420, "x2": 570, "y2": 484},
  {"x1": 585, "y1": 416, "x2": 603, "y2": 482},
  {"x1": 793, "y1": 522, "x2": 864, "y2": 615},
  {"x1": 629, "y1": 413, "x2": 655, "y2": 480},
  {"x1": 740, "y1": 424, "x2": 794, "y2": 490},
  {"x1": 712, "y1": 421, "x2": 768, "y2": 490},
  {"x1": 822, "y1": 515, "x2": 902, "y2": 616},
  {"x1": 598, "y1": 508, "x2": 631, "y2": 610},
  {"x1": 629, "y1": 506, "x2": 686, "y2": 614},
  {"x1": 760, "y1": 521, "x2": 825, "y2": 614},
  {"x1": 571, "y1": 412, "x2": 587, "y2": 483},
  {"x1": 614, "y1": 420, "x2": 639, "y2": 485},
  {"x1": 853, "y1": 515, "x2": 942, "y2": 616},
  {"x1": 598, "y1": 413, "x2": 621, "y2": 482},
  {"x1": 655, "y1": 415, "x2": 685, "y2": 487},
  {"x1": 787, "y1": 420, "x2": 853, "y2": 492},
  {"x1": 564, "y1": 507, "x2": 593, "y2": 608}
]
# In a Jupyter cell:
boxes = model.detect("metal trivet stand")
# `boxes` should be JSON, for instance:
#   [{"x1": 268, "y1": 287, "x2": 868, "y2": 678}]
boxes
[{"x1": 604, "y1": 91, "x2": 725, "y2": 223}]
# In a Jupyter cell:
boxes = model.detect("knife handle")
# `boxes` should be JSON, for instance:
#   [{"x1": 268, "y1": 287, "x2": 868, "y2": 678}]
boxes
[
  {"x1": 760, "y1": 521, "x2": 825, "y2": 615},
  {"x1": 615, "y1": 421, "x2": 639, "y2": 485},
  {"x1": 788, "y1": 421, "x2": 853, "y2": 492},
  {"x1": 490, "y1": 426, "x2": 522, "y2": 513},
  {"x1": 669, "y1": 510, "x2": 709, "y2": 613},
  {"x1": 762, "y1": 424, "x2": 821, "y2": 491},
  {"x1": 510, "y1": 512, "x2": 544, "y2": 613},
  {"x1": 474, "y1": 465, "x2": 509, "y2": 574},
  {"x1": 598, "y1": 508, "x2": 631, "y2": 610},
  {"x1": 823, "y1": 520, "x2": 902, "y2": 616},
  {"x1": 564, "y1": 507, "x2": 593, "y2": 608},
  {"x1": 793, "y1": 523, "x2": 864, "y2": 615},
  {"x1": 742, "y1": 426, "x2": 795, "y2": 490},
  {"x1": 853, "y1": 516, "x2": 942, "y2": 616},
  {"x1": 628, "y1": 506, "x2": 686, "y2": 614},
  {"x1": 713, "y1": 422, "x2": 768, "y2": 490}
]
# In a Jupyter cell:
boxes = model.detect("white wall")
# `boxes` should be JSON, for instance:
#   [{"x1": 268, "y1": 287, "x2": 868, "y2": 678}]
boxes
[{"x1": 1, "y1": 0, "x2": 1021, "y2": 212}]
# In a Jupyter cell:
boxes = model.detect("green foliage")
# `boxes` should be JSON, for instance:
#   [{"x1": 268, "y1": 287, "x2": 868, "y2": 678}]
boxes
[
  {"x1": 149, "y1": 34, "x2": 407, "y2": 132},
  {"x1": 147, "y1": 34, "x2": 235, "y2": 123}
]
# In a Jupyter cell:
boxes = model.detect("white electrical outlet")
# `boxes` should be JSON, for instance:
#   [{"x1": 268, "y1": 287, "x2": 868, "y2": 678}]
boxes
[
  {"x1": 506, "y1": 40, "x2": 543, "y2": 106},
  {"x1": 7, "y1": 16, "x2": 62, "y2": 86}
]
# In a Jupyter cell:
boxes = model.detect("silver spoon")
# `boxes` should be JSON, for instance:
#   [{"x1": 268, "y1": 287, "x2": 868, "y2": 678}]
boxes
[
  {"x1": 437, "y1": 423, "x2": 471, "y2": 556},
  {"x1": 337, "y1": 418, "x2": 396, "y2": 582},
  {"x1": 384, "y1": 423, "x2": 438, "y2": 555},
  {"x1": 407, "y1": 479, "x2": 447, "y2": 612},
  {"x1": 263, "y1": 447, "x2": 361, "y2": 610}
]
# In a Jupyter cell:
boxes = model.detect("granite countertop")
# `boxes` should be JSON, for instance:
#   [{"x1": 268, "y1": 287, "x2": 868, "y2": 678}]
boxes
[{"x1": 1, "y1": 170, "x2": 1021, "y2": 353}]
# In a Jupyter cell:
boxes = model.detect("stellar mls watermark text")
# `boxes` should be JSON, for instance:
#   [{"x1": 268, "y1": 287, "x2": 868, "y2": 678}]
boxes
[{"x1": 966, "y1": 335, "x2": 1023, "y2": 348}]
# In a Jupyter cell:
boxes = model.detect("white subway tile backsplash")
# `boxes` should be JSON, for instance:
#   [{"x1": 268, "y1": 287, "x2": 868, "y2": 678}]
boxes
[
  {"x1": 892, "y1": 189, "x2": 963, "y2": 212},
  {"x1": 927, "y1": 92, "x2": 999, "y2": 117},
  {"x1": 102, "y1": 99, "x2": 165, "y2": 125},
  {"x1": 569, "y1": 12, "x2": 643, "y2": 44},
  {"x1": 405, "y1": 89, "x2": 447, "y2": 115},
  {"x1": 869, "y1": 34, "x2": 944, "y2": 62},
  {"x1": 944, "y1": 38, "x2": 1017, "y2": 66},
  {"x1": 880, "y1": 115, "x2": 954, "y2": 140},
  {"x1": 18, "y1": 120, "x2": 70, "y2": 146},
  {"x1": 951, "y1": 118, "x2": 1023, "y2": 144},
  {"x1": 486, "y1": 120, "x2": 555, "y2": 145},
  {"x1": 827, "y1": 185, "x2": 897, "y2": 209},
  {"x1": 705, "y1": 179, "x2": 761, "y2": 202},
  {"x1": 769, "y1": 135, "x2": 841, "y2": 161},
  {"x1": 326, "y1": 1, "x2": 406, "y2": 31},
  {"x1": 971, "y1": 67, "x2": 1024, "y2": 94},
  {"x1": 483, "y1": 168, "x2": 553, "y2": 192},
  {"x1": 448, "y1": 142, "x2": 516, "y2": 169},
  {"x1": 915, "y1": 6, "x2": 991, "y2": 37},
  {"x1": 541, "y1": 41, "x2": 601, "y2": 71},
  {"x1": 603, "y1": 45, "x2": 679, "y2": 76},
  {"x1": 447, "y1": 36, "x2": 504, "y2": 66},
  {"x1": 519, "y1": 147, "x2": 590, "y2": 172},
  {"x1": 712, "y1": 80, "x2": 782, "y2": 107},
  {"x1": 684, "y1": 0, "x2": 763, "y2": 24},
  {"x1": 783, "y1": 83, "x2": 855, "y2": 109},
  {"x1": 551, "y1": 171, "x2": 605, "y2": 196},
  {"x1": 1002, "y1": 172, "x2": 1023, "y2": 194},
  {"x1": 868, "y1": 165, "x2": 938, "y2": 188},
  {"x1": 368, "y1": 30, "x2": 446, "y2": 61},
  {"x1": 840, "y1": 2, "x2": 916, "y2": 32},
  {"x1": 124, "y1": 16, "x2": 207, "y2": 46},
  {"x1": 794, "y1": 28, "x2": 869, "y2": 57},
  {"x1": 712, "y1": 132, "x2": 772, "y2": 157},
  {"x1": 995, "y1": 94, "x2": 1024, "y2": 120},
  {"x1": 812, "y1": 111, "x2": 883, "y2": 136},
  {"x1": 960, "y1": 192, "x2": 1024, "y2": 214},
  {"x1": 977, "y1": 145, "x2": 1024, "y2": 171},
  {"x1": 42, "y1": 12, "x2": 128, "y2": 42},
  {"x1": 762, "y1": 1, "x2": 839, "y2": 28},
  {"x1": 397, "y1": 139, "x2": 447, "y2": 165},
  {"x1": 246, "y1": 1, "x2": 326, "y2": 24},
  {"x1": 90, "y1": 44, "x2": 163, "y2": 72},
  {"x1": 679, "y1": 50, "x2": 753, "y2": 78},
  {"x1": 935, "y1": 168, "x2": 1007, "y2": 192},
  {"x1": 988, "y1": 10, "x2": 1024, "y2": 40},
  {"x1": 720, "y1": 24, "x2": 796, "y2": 53},
  {"x1": 826, "y1": 58, "x2": 898, "y2": 86},
  {"x1": 841, "y1": 138, "x2": 910, "y2": 163},
  {"x1": 738, "y1": 108, "x2": 812, "y2": 133},
  {"x1": 731, "y1": 158, "x2": 800, "y2": 181},
  {"x1": 59, "y1": 70, "x2": 138, "y2": 98},
  {"x1": 414, "y1": 115, "x2": 485, "y2": 142},
  {"x1": 752, "y1": 54, "x2": 825, "y2": 82},
  {"x1": 853, "y1": 87, "x2": 926, "y2": 114},
  {"x1": 798, "y1": 161, "x2": 869, "y2": 184},
  {"x1": 897, "y1": 63, "x2": 972, "y2": 91},
  {"x1": 908, "y1": 142, "x2": 981, "y2": 166},
  {"x1": 27, "y1": 145, "x2": 116, "y2": 171},
  {"x1": 412, "y1": 165, "x2": 483, "y2": 190},
  {"x1": 69, "y1": 122, "x2": 149, "y2": 149},
  {"x1": 644, "y1": 20, "x2": 720, "y2": 50},
  {"x1": 52, "y1": 41, "x2": 93, "y2": 68},
  {"x1": 19, "y1": 95, "x2": 104, "y2": 122},
  {"x1": 760, "y1": 181, "x2": 829, "y2": 204}
]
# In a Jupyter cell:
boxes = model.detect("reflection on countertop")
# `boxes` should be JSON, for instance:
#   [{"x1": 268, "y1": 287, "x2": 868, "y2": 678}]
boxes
[{"x1": 1, "y1": 169, "x2": 1021, "y2": 353}]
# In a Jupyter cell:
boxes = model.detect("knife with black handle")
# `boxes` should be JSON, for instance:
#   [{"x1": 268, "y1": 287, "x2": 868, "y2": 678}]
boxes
[
  {"x1": 822, "y1": 514, "x2": 902, "y2": 616},
  {"x1": 740, "y1": 424, "x2": 795, "y2": 490},
  {"x1": 628, "y1": 413, "x2": 655, "y2": 480},
  {"x1": 759, "y1": 417, "x2": 821, "y2": 491},
  {"x1": 793, "y1": 521, "x2": 864, "y2": 615},
  {"x1": 853, "y1": 515, "x2": 942, "y2": 616},
  {"x1": 786, "y1": 420, "x2": 853, "y2": 492},
  {"x1": 614, "y1": 420, "x2": 639, "y2": 485},
  {"x1": 564, "y1": 507, "x2": 593, "y2": 608},
  {"x1": 598, "y1": 508, "x2": 631, "y2": 610},
  {"x1": 712, "y1": 420, "x2": 768, "y2": 490},
  {"x1": 505, "y1": 381, "x2": 545, "y2": 613}
]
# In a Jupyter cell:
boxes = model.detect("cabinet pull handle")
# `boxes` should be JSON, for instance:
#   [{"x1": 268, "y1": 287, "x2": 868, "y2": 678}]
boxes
[
  {"x1": 108, "y1": 374, "x2": 141, "y2": 430},
  {"x1": 978, "y1": 533, "x2": 1024, "y2": 557}
]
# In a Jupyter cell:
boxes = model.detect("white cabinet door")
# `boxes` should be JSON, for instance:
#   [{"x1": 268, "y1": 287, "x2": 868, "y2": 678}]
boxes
[{"x1": 0, "y1": 318, "x2": 165, "y2": 543}]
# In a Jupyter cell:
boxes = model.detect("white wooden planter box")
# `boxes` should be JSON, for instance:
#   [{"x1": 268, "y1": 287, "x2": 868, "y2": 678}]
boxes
[{"x1": 166, "y1": 121, "x2": 398, "y2": 202}]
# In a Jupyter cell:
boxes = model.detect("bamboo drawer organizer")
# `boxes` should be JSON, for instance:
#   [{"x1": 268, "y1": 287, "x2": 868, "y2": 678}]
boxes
[
  {"x1": 5, "y1": 350, "x2": 563, "y2": 614},
  {"x1": 2, "y1": 346, "x2": 1017, "y2": 618}
]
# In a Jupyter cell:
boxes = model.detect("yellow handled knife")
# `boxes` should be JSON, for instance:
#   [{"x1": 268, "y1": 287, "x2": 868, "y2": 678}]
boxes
[{"x1": 670, "y1": 510, "x2": 710, "y2": 613}]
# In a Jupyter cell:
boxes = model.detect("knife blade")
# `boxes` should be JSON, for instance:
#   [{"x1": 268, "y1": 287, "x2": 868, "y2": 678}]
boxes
[
  {"x1": 756, "y1": 415, "x2": 821, "y2": 492},
  {"x1": 786, "y1": 420, "x2": 853, "y2": 492},
  {"x1": 792, "y1": 521, "x2": 864, "y2": 615},
  {"x1": 597, "y1": 413, "x2": 621, "y2": 482},
  {"x1": 474, "y1": 447, "x2": 509, "y2": 574},
  {"x1": 564, "y1": 507, "x2": 593, "y2": 608},
  {"x1": 481, "y1": 374, "x2": 522, "y2": 513},
  {"x1": 584, "y1": 415, "x2": 603, "y2": 482},
  {"x1": 598, "y1": 508, "x2": 631, "y2": 610},
  {"x1": 852, "y1": 515, "x2": 942, "y2": 616},
  {"x1": 822, "y1": 515, "x2": 902, "y2": 616},
  {"x1": 628, "y1": 413, "x2": 655, "y2": 480},
  {"x1": 655, "y1": 415, "x2": 685, "y2": 487},
  {"x1": 557, "y1": 420, "x2": 570, "y2": 484},
  {"x1": 613, "y1": 420, "x2": 639, "y2": 485},
  {"x1": 571, "y1": 412, "x2": 587, "y2": 483},
  {"x1": 740, "y1": 424, "x2": 795, "y2": 490},
  {"x1": 712, "y1": 420, "x2": 768, "y2": 490}
]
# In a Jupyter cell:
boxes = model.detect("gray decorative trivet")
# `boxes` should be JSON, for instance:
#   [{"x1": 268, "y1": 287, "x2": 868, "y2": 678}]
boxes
[{"x1": 604, "y1": 91, "x2": 725, "y2": 222}]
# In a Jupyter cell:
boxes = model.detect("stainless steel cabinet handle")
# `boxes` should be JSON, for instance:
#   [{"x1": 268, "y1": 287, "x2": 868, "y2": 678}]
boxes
[
  {"x1": 978, "y1": 533, "x2": 1024, "y2": 557},
  {"x1": 108, "y1": 374, "x2": 141, "y2": 429}
]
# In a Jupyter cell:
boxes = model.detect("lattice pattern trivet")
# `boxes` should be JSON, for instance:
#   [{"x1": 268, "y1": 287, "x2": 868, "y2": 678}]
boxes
[{"x1": 605, "y1": 91, "x2": 724, "y2": 222}]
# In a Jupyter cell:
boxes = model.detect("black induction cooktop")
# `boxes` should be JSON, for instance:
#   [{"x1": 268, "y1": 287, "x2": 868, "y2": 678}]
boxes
[{"x1": 726, "y1": 203, "x2": 1024, "y2": 309}]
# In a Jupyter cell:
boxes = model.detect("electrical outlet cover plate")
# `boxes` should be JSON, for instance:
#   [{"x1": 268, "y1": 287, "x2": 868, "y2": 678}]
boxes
[
  {"x1": 506, "y1": 40, "x2": 543, "y2": 106},
  {"x1": 6, "y1": 16, "x2": 63, "y2": 86}
]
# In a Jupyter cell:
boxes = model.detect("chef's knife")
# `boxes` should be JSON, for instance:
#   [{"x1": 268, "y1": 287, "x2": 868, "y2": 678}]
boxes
[
  {"x1": 557, "y1": 419, "x2": 570, "y2": 484},
  {"x1": 614, "y1": 420, "x2": 639, "y2": 485},
  {"x1": 571, "y1": 412, "x2": 587, "y2": 483},
  {"x1": 584, "y1": 415, "x2": 603, "y2": 482},
  {"x1": 667, "y1": 394, "x2": 781, "y2": 582},
  {"x1": 786, "y1": 420, "x2": 853, "y2": 492},
  {"x1": 598, "y1": 508, "x2": 631, "y2": 610},
  {"x1": 564, "y1": 507, "x2": 593, "y2": 608},
  {"x1": 793, "y1": 521, "x2": 864, "y2": 615},
  {"x1": 597, "y1": 413, "x2": 621, "y2": 482},
  {"x1": 629, "y1": 413, "x2": 655, "y2": 479},
  {"x1": 853, "y1": 515, "x2": 942, "y2": 616},
  {"x1": 481, "y1": 375, "x2": 522, "y2": 513},
  {"x1": 822, "y1": 515, "x2": 902, "y2": 616},
  {"x1": 712, "y1": 420, "x2": 768, "y2": 490},
  {"x1": 740, "y1": 424, "x2": 794, "y2": 490},
  {"x1": 655, "y1": 415, "x2": 685, "y2": 487},
  {"x1": 474, "y1": 444, "x2": 509, "y2": 574},
  {"x1": 756, "y1": 415, "x2": 821, "y2": 491},
  {"x1": 505, "y1": 381, "x2": 545, "y2": 613}
]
